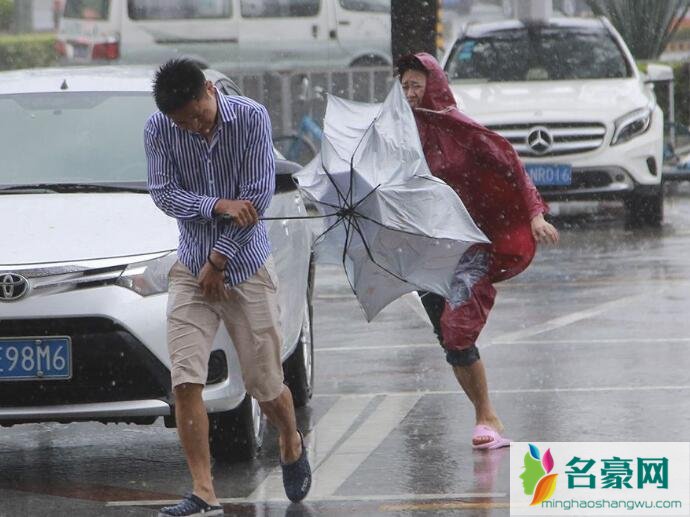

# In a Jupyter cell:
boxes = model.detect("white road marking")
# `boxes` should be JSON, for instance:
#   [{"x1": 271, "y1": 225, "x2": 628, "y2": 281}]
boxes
[
  {"x1": 313, "y1": 384, "x2": 690, "y2": 399},
  {"x1": 496, "y1": 337, "x2": 690, "y2": 345},
  {"x1": 485, "y1": 292, "x2": 653, "y2": 347},
  {"x1": 248, "y1": 395, "x2": 374, "y2": 501},
  {"x1": 315, "y1": 335, "x2": 690, "y2": 354},
  {"x1": 106, "y1": 491, "x2": 507, "y2": 507},
  {"x1": 316, "y1": 343, "x2": 438, "y2": 353},
  {"x1": 309, "y1": 394, "x2": 421, "y2": 498}
]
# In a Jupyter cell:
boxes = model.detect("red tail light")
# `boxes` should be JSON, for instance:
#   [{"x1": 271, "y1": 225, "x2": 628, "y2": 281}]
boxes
[
  {"x1": 54, "y1": 40, "x2": 66, "y2": 56},
  {"x1": 92, "y1": 40, "x2": 119, "y2": 60}
]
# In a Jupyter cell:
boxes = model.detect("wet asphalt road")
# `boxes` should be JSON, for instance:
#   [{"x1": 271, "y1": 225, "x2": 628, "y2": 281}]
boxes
[{"x1": 2, "y1": 185, "x2": 690, "y2": 516}]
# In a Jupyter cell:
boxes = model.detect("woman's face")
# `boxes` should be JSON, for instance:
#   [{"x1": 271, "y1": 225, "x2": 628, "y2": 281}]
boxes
[{"x1": 401, "y1": 69, "x2": 427, "y2": 109}]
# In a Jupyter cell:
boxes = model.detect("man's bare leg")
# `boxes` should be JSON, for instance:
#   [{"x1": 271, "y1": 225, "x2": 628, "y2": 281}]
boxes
[
  {"x1": 452, "y1": 360, "x2": 504, "y2": 446},
  {"x1": 259, "y1": 385, "x2": 302, "y2": 464},
  {"x1": 174, "y1": 383, "x2": 218, "y2": 505}
]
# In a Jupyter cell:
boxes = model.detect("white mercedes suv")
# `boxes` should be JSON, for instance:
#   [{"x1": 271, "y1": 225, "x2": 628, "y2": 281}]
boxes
[{"x1": 443, "y1": 17, "x2": 666, "y2": 226}]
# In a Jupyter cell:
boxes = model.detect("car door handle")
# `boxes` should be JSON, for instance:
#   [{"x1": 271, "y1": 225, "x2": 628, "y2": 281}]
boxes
[
  {"x1": 312, "y1": 24, "x2": 318, "y2": 38},
  {"x1": 338, "y1": 20, "x2": 351, "y2": 25}
]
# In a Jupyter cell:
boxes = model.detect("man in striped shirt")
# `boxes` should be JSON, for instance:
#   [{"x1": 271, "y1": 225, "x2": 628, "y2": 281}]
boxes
[{"x1": 145, "y1": 59, "x2": 311, "y2": 516}]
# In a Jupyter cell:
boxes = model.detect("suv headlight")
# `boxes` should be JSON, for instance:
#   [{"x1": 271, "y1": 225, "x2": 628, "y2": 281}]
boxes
[
  {"x1": 115, "y1": 252, "x2": 177, "y2": 296},
  {"x1": 611, "y1": 107, "x2": 652, "y2": 146}
]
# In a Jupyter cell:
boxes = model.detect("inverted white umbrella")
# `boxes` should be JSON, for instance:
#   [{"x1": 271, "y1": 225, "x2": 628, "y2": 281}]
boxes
[{"x1": 289, "y1": 81, "x2": 490, "y2": 321}]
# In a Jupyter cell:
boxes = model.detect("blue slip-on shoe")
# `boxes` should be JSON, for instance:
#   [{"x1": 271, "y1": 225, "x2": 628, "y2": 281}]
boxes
[
  {"x1": 281, "y1": 431, "x2": 312, "y2": 503},
  {"x1": 158, "y1": 493, "x2": 224, "y2": 516}
]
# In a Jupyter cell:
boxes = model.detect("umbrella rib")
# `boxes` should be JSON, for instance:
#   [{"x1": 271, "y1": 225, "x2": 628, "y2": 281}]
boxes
[
  {"x1": 320, "y1": 162, "x2": 350, "y2": 210},
  {"x1": 317, "y1": 145, "x2": 348, "y2": 205},
  {"x1": 349, "y1": 183, "x2": 381, "y2": 213},
  {"x1": 341, "y1": 214, "x2": 356, "y2": 265},
  {"x1": 346, "y1": 117, "x2": 378, "y2": 207},
  {"x1": 348, "y1": 214, "x2": 410, "y2": 284},
  {"x1": 313, "y1": 212, "x2": 348, "y2": 246},
  {"x1": 351, "y1": 212, "x2": 443, "y2": 239}
]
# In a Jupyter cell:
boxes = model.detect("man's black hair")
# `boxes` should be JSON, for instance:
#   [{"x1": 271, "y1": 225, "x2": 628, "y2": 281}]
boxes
[
  {"x1": 396, "y1": 54, "x2": 427, "y2": 79},
  {"x1": 152, "y1": 58, "x2": 206, "y2": 114}
]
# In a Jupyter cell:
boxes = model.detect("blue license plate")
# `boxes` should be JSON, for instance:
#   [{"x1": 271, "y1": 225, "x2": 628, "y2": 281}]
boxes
[
  {"x1": 0, "y1": 337, "x2": 72, "y2": 381},
  {"x1": 526, "y1": 164, "x2": 572, "y2": 186}
]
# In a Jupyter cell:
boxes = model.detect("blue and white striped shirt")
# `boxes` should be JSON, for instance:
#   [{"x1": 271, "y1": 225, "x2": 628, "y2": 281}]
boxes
[{"x1": 144, "y1": 91, "x2": 275, "y2": 286}]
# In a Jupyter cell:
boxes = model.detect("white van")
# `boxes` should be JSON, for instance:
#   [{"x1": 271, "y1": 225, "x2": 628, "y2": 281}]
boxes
[{"x1": 56, "y1": 0, "x2": 391, "y2": 71}]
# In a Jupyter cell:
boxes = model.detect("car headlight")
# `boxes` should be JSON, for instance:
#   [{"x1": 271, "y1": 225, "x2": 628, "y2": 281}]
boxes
[
  {"x1": 611, "y1": 107, "x2": 652, "y2": 146},
  {"x1": 115, "y1": 252, "x2": 177, "y2": 296}
]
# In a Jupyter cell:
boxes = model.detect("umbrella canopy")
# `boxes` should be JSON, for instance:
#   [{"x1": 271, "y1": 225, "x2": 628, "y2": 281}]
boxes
[{"x1": 294, "y1": 82, "x2": 489, "y2": 320}]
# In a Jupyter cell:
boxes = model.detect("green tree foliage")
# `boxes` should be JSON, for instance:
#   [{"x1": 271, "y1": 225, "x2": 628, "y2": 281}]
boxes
[
  {"x1": 586, "y1": 0, "x2": 690, "y2": 59},
  {"x1": 0, "y1": 33, "x2": 56, "y2": 70},
  {"x1": 0, "y1": 0, "x2": 14, "y2": 32}
]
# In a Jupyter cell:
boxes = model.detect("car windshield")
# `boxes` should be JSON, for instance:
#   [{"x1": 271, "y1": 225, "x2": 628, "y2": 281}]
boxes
[
  {"x1": 64, "y1": 0, "x2": 110, "y2": 20},
  {"x1": 1, "y1": 92, "x2": 154, "y2": 187},
  {"x1": 446, "y1": 26, "x2": 632, "y2": 82}
]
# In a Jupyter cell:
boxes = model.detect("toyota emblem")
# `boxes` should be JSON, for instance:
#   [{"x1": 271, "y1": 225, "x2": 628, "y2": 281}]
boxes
[
  {"x1": 0, "y1": 273, "x2": 30, "y2": 301},
  {"x1": 527, "y1": 126, "x2": 553, "y2": 155}
]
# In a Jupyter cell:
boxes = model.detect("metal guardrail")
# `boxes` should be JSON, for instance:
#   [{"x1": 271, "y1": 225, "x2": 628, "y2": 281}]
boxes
[{"x1": 224, "y1": 66, "x2": 394, "y2": 137}]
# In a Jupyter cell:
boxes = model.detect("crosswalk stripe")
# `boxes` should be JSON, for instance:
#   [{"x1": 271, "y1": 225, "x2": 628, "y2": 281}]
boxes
[
  {"x1": 309, "y1": 393, "x2": 421, "y2": 498},
  {"x1": 248, "y1": 395, "x2": 374, "y2": 501}
]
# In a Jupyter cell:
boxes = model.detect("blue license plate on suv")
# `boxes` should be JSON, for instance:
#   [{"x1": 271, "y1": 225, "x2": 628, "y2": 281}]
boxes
[
  {"x1": 0, "y1": 337, "x2": 71, "y2": 380},
  {"x1": 526, "y1": 164, "x2": 572, "y2": 186}
]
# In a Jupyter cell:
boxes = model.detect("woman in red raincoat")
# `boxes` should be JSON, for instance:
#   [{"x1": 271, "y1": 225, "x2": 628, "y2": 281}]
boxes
[{"x1": 398, "y1": 52, "x2": 559, "y2": 449}]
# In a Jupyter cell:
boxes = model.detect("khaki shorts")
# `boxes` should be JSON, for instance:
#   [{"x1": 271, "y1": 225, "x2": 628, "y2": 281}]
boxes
[{"x1": 166, "y1": 258, "x2": 284, "y2": 402}]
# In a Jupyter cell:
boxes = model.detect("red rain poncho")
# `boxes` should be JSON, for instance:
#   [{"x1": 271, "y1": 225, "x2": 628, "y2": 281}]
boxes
[{"x1": 410, "y1": 52, "x2": 548, "y2": 350}]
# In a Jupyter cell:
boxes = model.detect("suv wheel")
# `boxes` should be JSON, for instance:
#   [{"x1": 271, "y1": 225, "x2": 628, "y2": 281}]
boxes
[
  {"x1": 625, "y1": 186, "x2": 664, "y2": 228},
  {"x1": 209, "y1": 394, "x2": 266, "y2": 462}
]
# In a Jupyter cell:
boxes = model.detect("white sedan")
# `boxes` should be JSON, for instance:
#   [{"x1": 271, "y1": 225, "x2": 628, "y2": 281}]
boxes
[{"x1": 0, "y1": 66, "x2": 314, "y2": 462}]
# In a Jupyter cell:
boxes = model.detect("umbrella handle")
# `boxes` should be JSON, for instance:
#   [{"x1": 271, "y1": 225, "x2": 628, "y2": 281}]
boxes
[{"x1": 218, "y1": 213, "x2": 335, "y2": 223}]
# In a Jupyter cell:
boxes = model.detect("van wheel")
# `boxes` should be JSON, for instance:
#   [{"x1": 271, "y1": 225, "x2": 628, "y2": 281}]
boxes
[
  {"x1": 209, "y1": 394, "x2": 265, "y2": 463},
  {"x1": 625, "y1": 187, "x2": 664, "y2": 228},
  {"x1": 350, "y1": 55, "x2": 389, "y2": 67},
  {"x1": 283, "y1": 259, "x2": 315, "y2": 408}
]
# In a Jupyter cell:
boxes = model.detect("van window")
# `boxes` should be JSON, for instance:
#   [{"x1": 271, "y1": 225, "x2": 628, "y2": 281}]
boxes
[
  {"x1": 128, "y1": 0, "x2": 232, "y2": 20},
  {"x1": 240, "y1": 0, "x2": 320, "y2": 18},
  {"x1": 64, "y1": 0, "x2": 110, "y2": 20},
  {"x1": 339, "y1": 0, "x2": 389, "y2": 13}
]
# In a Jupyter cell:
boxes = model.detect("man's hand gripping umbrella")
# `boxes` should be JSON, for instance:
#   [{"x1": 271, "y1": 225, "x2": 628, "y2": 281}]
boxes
[{"x1": 221, "y1": 82, "x2": 491, "y2": 321}]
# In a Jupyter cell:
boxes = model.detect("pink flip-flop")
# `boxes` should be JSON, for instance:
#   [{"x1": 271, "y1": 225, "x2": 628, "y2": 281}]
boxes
[{"x1": 472, "y1": 424, "x2": 511, "y2": 450}]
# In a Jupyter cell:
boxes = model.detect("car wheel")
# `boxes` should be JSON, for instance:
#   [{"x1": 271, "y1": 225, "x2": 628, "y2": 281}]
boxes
[
  {"x1": 350, "y1": 54, "x2": 389, "y2": 67},
  {"x1": 272, "y1": 134, "x2": 318, "y2": 166},
  {"x1": 283, "y1": 259, "x2": 315, "y2": 408},
  {"x1": 209, "y1": 394, "x2": 266, "y2": 463},
  {"x1": 625, "y1": 187, "x2": 664, "y2": 228}
]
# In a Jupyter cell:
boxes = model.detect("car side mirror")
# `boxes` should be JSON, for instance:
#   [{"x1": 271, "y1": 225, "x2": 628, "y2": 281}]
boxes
[
  {"x1": 644, "y1": 63, "x2": 673, "y2": 84},
  {"x1": 275, "y1": 159, "x2": 301, "y2": 193}
]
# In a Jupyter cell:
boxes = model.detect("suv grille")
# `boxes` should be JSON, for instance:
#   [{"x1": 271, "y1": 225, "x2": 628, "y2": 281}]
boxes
[{"x1": 487, "y1": 122, "x2": 607, "y2": 157}]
